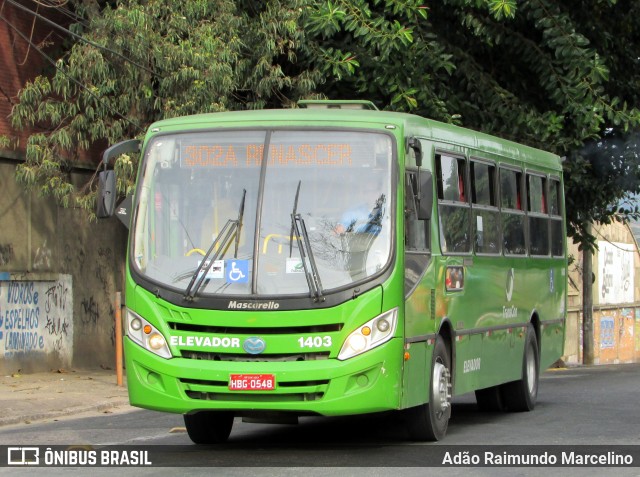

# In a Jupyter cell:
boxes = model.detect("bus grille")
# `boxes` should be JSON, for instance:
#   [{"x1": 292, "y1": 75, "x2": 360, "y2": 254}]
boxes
[
  {"x1": 180, "y1": 351, "x2": 330, "y2": 362},
  {"x1": 168, "y1": 322, "x2": 342, "y2": 334},
  {"x1": 180, "y1": 378, "x2": 329, "y2": 402}
]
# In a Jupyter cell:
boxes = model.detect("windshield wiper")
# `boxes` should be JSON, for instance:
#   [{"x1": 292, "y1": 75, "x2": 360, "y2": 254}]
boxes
[
  {"x1": 289, "y1": 180, "x2": 301, "y2": 259},
  {"x1": 291, "y1": 211, "x2": 325, "y2": 302},
  {"x1": 183, "y1": 189, "x2": 246, "y2": 300}
]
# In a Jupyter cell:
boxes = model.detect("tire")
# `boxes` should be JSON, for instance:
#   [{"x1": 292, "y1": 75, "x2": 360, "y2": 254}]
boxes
[
  {"x1": 405, "y1": 335, "x2": 452, "y2": 441},
  {"x1": 475, "y1": 385, "x2": 505, "y2": 412},
  {"x1": 501, "y1": 324, "x2": 539, "y2": 412},
  {"x1": 184, "y1": 411, "x2": 234, "y2": 444}
]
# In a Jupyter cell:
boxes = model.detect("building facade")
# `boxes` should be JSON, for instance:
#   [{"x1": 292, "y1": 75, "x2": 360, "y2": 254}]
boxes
[
  {"x1": 0, "y1": 2, "x2": 125, "y2": 374},
  {"x1": 564, "y1": 221, "x2": 640, "y2": 365}
]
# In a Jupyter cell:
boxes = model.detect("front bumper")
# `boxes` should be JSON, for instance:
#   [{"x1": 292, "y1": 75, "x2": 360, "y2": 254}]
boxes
[{"x1": 124, "y1": 335, "x2": 403, "y2": 416}]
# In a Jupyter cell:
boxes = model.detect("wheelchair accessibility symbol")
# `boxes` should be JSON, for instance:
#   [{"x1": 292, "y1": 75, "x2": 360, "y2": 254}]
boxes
[{"x1": 227, "y1": 260, "x2": 249, "y2": 284}]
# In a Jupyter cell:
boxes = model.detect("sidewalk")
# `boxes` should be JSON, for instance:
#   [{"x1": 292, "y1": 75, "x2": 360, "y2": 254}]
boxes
[{"x1": 0, "y1": 368, "x2": 132, "y2": 427}]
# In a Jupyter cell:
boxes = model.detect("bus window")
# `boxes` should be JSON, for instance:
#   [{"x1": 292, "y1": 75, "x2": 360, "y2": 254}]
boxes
[
  {"x1": 438, "y1": 154, "x2": 466, "y2": 202},
  {"x1": 549, "y1": 178, "x2": 564, "y2": 257},
  {"x1": 548, "y1": 178, "x2": 560, "y2": 216},
  {"x1": 527, "y1": 174, "x2": 547, "y2": 214},
  {"x1": 527, "y1": 174, "x2": 549, "y2": 256},
  {"x1": 500, "y1": 167, "x2": 526, "y2": 255},
  {"x1": 471, "y1": 160, "x2": 500, "y2": 254},
  {"x1": 437, "y1": 154, "x2": 471, "y2": 254}
]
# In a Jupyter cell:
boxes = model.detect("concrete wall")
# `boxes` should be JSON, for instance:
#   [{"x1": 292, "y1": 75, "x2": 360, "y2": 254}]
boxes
[
  {"x1": 0, "y1": 4, "x2": 127, "y2": 374},
  {"x1": 0, "y1": 160, "x2": 126, "y2": 374},
  {"x1": 564, "y1": 221, "x2": 640, "y2": 365}
]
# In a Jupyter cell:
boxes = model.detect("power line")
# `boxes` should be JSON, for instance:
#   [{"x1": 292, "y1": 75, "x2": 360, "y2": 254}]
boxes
[
  {"x1": 6, "y1": 0, "x2": 160, "y2": 78},
  {"x1": 0, "y1": 11, "x2": 144, "y2": 134},
  {"x1": 32, "y1": 0, "x2": 170, "y2": 66},
  {"x1": 27, "y1": 0, "x2": 158, "y2": 83},
  {"x1": 31, "y1": 0, "x2": 91, "y2": 29}
]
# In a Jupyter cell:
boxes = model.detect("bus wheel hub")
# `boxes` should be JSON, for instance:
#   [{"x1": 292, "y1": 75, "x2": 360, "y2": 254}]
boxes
[{"x1": 432, "y1": 362, "x2": 452, "y2": 416}]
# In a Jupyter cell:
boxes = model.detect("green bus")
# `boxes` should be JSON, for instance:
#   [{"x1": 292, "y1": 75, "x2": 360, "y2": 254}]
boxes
[{"x1": 97, "y1": 100, "x2": 566, "y2": 443}]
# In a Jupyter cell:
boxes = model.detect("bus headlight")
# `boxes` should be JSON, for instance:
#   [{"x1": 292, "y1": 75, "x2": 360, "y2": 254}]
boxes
[
  {"x1": 126, "y1": 309, "x2": 172, "y2": 359},
  {"x1": 148, "y1": 333, "x2": 167, "y2": 350},
  {"x1": 338, "y1": 308, "x2": 398, "y2": 361}
]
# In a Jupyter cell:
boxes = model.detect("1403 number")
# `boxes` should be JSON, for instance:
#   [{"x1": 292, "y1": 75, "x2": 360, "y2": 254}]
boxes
[{"x1": 298, "y1": 336, "x2": 332, "y2": 348}]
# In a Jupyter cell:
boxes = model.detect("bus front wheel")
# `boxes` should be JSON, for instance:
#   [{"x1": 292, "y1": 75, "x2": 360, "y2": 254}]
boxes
[
  {"x1": 502, "y1": 324, "x2": 539, "y2": 412},
  {"x1": 405, "y1": 335, "x2": 452, "y2": 441},
  {"x1": 184, "y1": 411, "x2": 234, "y2": 444}
]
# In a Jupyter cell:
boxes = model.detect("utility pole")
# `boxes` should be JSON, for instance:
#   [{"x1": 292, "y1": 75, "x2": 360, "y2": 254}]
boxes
[{"x1": 582, "y1": 222, "x2": 594, "y2": 365}]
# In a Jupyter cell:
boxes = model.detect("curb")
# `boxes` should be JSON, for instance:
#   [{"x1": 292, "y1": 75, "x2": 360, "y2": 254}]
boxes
[{"x1": 0, "y1": 398, "x2": 132, "y2": 427}]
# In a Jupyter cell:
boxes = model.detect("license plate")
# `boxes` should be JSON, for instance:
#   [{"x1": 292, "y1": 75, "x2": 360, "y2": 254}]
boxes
[{"x1": 229, "y1": 374, "x2": 276, "y2": 391}]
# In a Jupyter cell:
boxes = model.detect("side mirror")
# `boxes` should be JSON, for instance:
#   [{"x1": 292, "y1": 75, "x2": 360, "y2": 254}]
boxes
[
  {"x1": 417, "y1": 170, "x2": 433, "y2": 220},
  {"x1": 96, "y1": 139, "x2": 140, "y2": 219},
  {"x1": 408, "y1": 137, "x2": 423, "y2": 168},
  {"x1": 96, "y1": 170, "x2": 117, "y2": 218}
]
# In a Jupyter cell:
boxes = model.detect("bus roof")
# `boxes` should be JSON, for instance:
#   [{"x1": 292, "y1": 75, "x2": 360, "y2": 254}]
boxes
[{"x1": 147, "y1": 107, "x2": 562, "y2": 172}]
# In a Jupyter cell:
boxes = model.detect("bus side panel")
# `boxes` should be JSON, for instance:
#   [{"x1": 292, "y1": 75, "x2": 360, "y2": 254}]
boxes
[
  {"x1": 540, "y1": 321, "x2": 565, "y2": 370},
  {"x1": 401, "y1": 264, "x2": 435, "y2": 409},
  {"x1": 439, "y1": 255, "x2": 522, "y2": 395},
  {"x1": 400, "y1": 339, "x2": 430, "y2": 409},
  {"x1": 452, "y1": 333, "x2": 483, "y2": 395},
  {"x1": 538, "y1": 261, "x2": 567, "y2": 370},
  {"x1": 480, "y1": 329, "x2": 514, "y2": 388},
  {"x1": 469, "y1": 256, "x2": 522, "y2": 390},
  {"x1": 528, "y1": 258, "x2": 567, "y2": 371}
]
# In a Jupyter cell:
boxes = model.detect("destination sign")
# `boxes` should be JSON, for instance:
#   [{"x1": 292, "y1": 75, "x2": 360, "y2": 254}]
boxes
[{"x1": 181, "y1": 143, "x2": 355, "y2": 168}]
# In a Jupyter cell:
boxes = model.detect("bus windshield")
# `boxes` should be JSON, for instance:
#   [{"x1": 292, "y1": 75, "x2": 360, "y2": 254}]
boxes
[{"x1": 132, "y1": 129, "x2": 394, "y2": 297}]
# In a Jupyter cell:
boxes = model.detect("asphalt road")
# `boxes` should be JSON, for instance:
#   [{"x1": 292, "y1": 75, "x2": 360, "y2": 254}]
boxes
[{"x1": 0, "y1": 363, "x2": 639, "y2": 476}]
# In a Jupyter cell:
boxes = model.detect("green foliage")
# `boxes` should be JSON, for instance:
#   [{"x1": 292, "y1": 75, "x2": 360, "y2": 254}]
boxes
[
  {"x1": 564, "y1": 131, "x2": 640, "y2": 250},
  {"x1": 0, "y1": 135, "x2": 12, "y2": 149},
  {"x1": 10, "y1": 0, "x2": 318, "y2": 210},
  {"x1": 6, "y1": 0, "x2": 640, "y2": 249},
  {"x1": 488, "y1": 0, "x2": 517, "y2": 20}
]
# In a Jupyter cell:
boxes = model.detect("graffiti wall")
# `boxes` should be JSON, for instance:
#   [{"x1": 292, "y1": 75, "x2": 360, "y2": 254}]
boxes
[
  {"x1": 598, "y1": 241, "x2": 635, "y2": 305},
  {"x1": 0, "y1": 276, "x2": 73, "y2": 372},
  {"x1": 0, "y1": 161, "x2": 127, "y2": 374},
  {"x1": 594, "y1": 308, "x2": 638, "y2": 364},
  {"x1": 564, "y1": 222, "x2": 640, "y2": 365}
]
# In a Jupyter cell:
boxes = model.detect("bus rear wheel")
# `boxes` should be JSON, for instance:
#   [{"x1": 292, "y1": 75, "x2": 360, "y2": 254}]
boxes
[
  {"x1": 184, "y1": 411, "x2": 234, "y2": 444},
  {"x1": 405, "y1": 335, "x2": 452, "y2": 441},
  {"x1": 502, "y1": 324, "x2": 539, "y2": 412}
]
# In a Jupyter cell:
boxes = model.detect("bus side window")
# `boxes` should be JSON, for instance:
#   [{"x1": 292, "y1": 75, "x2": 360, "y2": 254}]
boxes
[
  {"x1": 549, "y1": 178, "x2": 564, "y2": 257},
  {"x1": 437, "y1": 154, "x2": 471, "y2": 254},
  {"x1": 500, "y1": 167, "x2": 526, "y2": 255},
  {"x1": 471, "y1": 160, "x2": 500, "y2": 254},
  {"x1": 527, "y1": 173, "x2": 550, "y2": 256}
]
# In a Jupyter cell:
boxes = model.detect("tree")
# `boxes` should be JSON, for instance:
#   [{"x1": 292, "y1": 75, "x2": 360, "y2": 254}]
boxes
[
  {"x1": 4, "y1": 0, "x2": 323, "y2": 208},
  {"x1": 3, "y1": 0, "x2": 640, "y2": 248}
]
